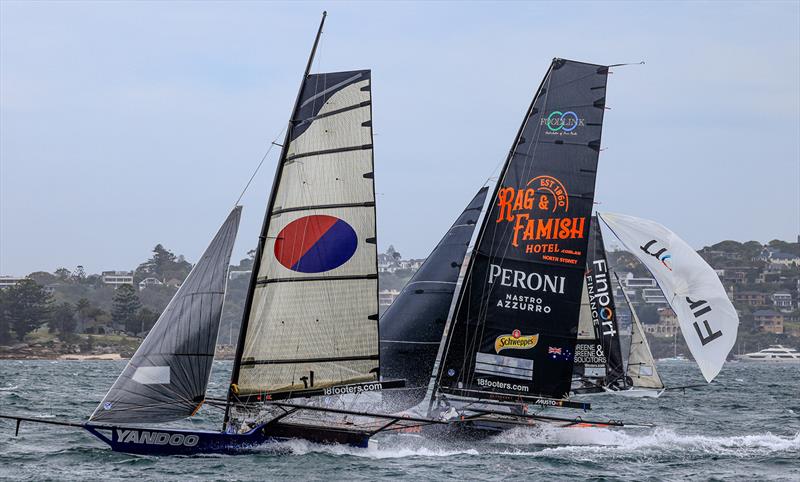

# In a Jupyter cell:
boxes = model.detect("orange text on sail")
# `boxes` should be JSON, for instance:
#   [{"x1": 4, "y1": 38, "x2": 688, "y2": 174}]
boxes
[{"x1": 495, "y1": 176, "x2": 586, "y2": 249}]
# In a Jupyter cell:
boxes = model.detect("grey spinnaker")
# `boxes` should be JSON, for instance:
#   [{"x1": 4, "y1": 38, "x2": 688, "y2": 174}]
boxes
[
  {"x1": 90, "y1": 207, "x2": 241, "y2": 423},
  {"x1": 380, "y1": 187, "x2": 488, "y2": 409}
]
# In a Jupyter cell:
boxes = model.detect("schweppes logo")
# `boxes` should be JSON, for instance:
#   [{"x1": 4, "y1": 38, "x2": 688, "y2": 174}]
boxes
[{"x1": 495, "y1": 329, "x2": 539, "y2": 353}]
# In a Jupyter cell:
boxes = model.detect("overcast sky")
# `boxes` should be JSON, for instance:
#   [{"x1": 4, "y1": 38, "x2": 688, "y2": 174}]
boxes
[{"x1": 1, "y1": 1, "x2": 798, "y2": 276}]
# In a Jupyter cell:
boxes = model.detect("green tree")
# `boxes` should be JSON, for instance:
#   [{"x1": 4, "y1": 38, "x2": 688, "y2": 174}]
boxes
[
  {"x1": 51, "y1": 302, "x2": 77, "y2": 335},
  {"x1": 135, "y1": 244, "x2": 191, "y2": 284},
  {"x1": 112, "y1": 285, "x2": 141, "y2": 332},
  {"x1": 2, "y1": 280, "x2": 52, "y2": 341},
  {"x1": 54, "y1": 267, "x2": 72, "y2": 282},
  {"x1": 0, "y1": 289, "x2": 10, "y2": 343},
  {"x1": 234, "y1": 249, "x2": 256, "y2": 270},
  {"x1": 72, "y1": 265, "x2": 86, "y2": 283},
  {"x1": 75, "y1": 298, "x2": 92, "y2": 334},
  {"x1": 134, "y1": 307, "x2": 159, "y2": 334},
  {"x1": 27, "y1": 271, "x2": 57, "y2": 286}
]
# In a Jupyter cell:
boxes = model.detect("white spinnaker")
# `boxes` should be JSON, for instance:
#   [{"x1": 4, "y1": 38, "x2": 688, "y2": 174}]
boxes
[{"x1": 597, "y1": 212, "x2": 738, "y2": 382}]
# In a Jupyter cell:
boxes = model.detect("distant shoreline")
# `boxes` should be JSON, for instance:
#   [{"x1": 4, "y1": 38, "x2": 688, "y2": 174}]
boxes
[{"x1": 0, "y1": 353, "x2": 125, "y2": 361}]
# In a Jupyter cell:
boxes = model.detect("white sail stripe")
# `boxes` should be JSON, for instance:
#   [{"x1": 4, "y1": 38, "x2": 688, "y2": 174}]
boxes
[
  {"x1": 475, "y1": 352, "x2": 534, "y2": 370},
  {"x1": 474, "y1": 365, "x2": 533, "y2": 380},
  {"x1": 300, "y1": 72, "x2": 363, "y2": 108}
]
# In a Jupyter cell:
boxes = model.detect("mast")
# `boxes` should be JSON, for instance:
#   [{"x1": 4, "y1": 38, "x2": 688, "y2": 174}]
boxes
[
  {"x1": 226, "y1": 11, "x2": 327, "y2": 423},
  {"x1": 424, "y1": 64, "x2": 555, "y2": 411}
]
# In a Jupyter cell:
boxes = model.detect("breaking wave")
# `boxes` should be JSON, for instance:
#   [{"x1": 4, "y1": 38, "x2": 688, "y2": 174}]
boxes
[
  {"x1": 236, "y1": 427, "x2": 799, "y2": 461},
  {"x1": 264, "y1": 435, "x2": 480, "y2": 459},
  {"x1": 488, "y1": 426, "x2": 800, "y2": 459}
]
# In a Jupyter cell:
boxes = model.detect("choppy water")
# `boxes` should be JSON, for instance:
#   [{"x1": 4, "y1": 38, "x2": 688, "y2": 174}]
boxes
[{"x1": 0, "y1": 359, "x2": 797, "y2": 481}]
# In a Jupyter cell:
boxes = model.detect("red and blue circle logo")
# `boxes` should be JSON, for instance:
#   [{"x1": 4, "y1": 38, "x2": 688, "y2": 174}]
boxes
[{"x1": 274, "y1": 215, "x2": 358, "y2": 273}]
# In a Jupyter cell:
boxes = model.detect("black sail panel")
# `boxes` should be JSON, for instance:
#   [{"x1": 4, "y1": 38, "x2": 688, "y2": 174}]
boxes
[
  {"x1": 585, "y1": 217, "x2": 624, "y2": 385},
  {"x1": 436, "y1": 59, "x2": 609, "y2": 401},
  {"x1": 380, "y1": 187, "x2": 488, "y2": 408},
  {"x1": 90, "y1": 207, "x2": 241, "y2": 423}
]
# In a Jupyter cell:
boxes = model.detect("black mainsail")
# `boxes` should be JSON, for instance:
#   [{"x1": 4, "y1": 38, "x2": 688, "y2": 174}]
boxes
[
  {"x1": 380, "y1": 187, "x2": 488, "y2": 409},
  {"x1": 573, "y1": 219, "x2": 624, "y2": 389},
  {"x1": 227, "y1": 14, "x2": 380, "y2": 408},
  {"x1": 429, "y1": 59, "x2": 609, "y2": 406},
  {"x1": 91, "y1": 207, "x2": 241, "y2": 423}
]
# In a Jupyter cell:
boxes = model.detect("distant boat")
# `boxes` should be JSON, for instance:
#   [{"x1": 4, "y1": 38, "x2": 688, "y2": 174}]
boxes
[
  {"x1": 737, "y1": 345, "x2": 800, "y2": 362},
  {"x1": 658, "y1": 333, "x2": 688, "y2": 361},
  {"x1": 659, "y1": 355, "x2": 688, "y2": 362}
]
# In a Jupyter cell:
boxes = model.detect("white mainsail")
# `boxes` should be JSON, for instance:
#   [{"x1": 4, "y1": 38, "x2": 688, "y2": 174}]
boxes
[
  {"x1": 598, "y1": 212, "x2": 738, "y2": 382},
  {"x1": 234, "y1": 70, "x2": 378, "y2": 397}
]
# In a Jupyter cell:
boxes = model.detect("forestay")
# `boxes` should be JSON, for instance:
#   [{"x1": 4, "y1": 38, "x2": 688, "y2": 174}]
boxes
[
  {"x1": 90, "y1": 207, "x2": 241, "y2": 423},
  {"x1": 597, "y1": 212, "x2": 738, "y2": 382},
  {"x1": 232, "y1": 70, "x2": 379, "y2": 398},
  {"x1": 432, "y1": 59, "x2": 610, "y2": 402}
]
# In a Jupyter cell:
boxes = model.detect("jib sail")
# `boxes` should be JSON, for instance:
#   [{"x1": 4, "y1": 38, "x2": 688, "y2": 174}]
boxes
[
  {"x1": 228, "y1": 66, "x2": 379, "y2": 400},
  {"x1": 432, "y1": 59, "x2": 610, "y2": 402},
  {"x1": 90, "y1": 207, "x2": 241, "y2": 423},
  {"x1": 380, "y1": 187, "x2": 488, "y2": 408},
  {"x1": 597, "y1": 212, "x2": 739, "y2": 382},
  {"x1": 615, "y1": 274, "x2": 663, "y2": 389},
  {"x1": 583, "y1": 219, "x2": 624, "y2": 385}
]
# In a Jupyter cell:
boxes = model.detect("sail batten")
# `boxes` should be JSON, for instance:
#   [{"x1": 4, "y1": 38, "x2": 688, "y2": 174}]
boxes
[
  {"x1": 431, "y1": 59, "x2": 610, "y2": 403},
  {"x1": 90, "y1": 207, "x2": 241, "y2": 424},
  {"x1": 230, "y1": 68, "x2": 378, "y2": 399}
]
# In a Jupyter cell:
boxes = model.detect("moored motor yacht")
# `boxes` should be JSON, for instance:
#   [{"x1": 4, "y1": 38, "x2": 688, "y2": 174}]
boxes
[{"x1": 737, "y1": 345, "x2": 800, "y2": 362}]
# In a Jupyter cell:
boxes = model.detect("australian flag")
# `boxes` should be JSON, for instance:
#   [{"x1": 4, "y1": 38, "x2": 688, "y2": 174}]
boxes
[{"x1": 548, "y1": 346, "x2": 573, "y2": 361}]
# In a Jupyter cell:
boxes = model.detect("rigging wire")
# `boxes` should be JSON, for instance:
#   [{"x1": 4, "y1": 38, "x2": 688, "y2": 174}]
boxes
[
  {"x1": 234, "y1": 127, "x2": 287, "y2": 207},
  {"x1": 608, "y1": 61, "x2": 645, "y2": 68}
]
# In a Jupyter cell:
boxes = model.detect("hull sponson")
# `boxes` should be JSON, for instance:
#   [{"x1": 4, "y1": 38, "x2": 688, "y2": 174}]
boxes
[{"x1": 84, "y1": 421, "x2": 370, "y2": 456}]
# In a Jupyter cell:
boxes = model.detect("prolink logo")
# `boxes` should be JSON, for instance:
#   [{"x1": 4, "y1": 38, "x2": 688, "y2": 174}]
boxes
[{"x1": 541, "y1": 110, "x2": 584, "y2": 135}]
